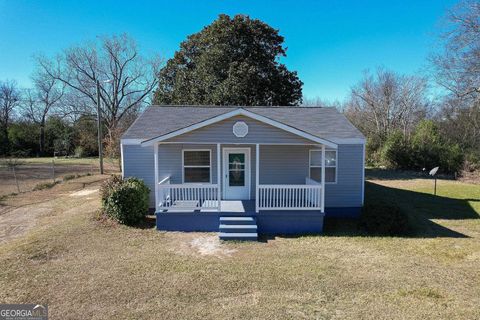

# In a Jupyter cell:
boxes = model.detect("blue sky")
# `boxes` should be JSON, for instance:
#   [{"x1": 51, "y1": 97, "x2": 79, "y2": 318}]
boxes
[{"x1": 0, "y1": 0, "x2": 457, "y2": 101}]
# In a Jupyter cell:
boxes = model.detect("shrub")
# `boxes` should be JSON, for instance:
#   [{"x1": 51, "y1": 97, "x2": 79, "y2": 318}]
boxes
[
  {"x1": 100, "y1": 175, "x2": 123, "y2": 204},
  {"x1": 464, "y1": 150, "x2": 480, "y2": 172},
  {"x1": 365, "y1": 134, "x2": 383, "y2": 166},
  {"x1": 359, "y1": 202, "x2": 409, "y2": 236},
  {"x1": 378, "y1": 121, "x2": 465, "y2": 174},
  {"x1": 381, "y1": 131, "x2": 412, "y2": 169},
  {"x1": 439, "y1": 144, "x2": 464, "y2": 174},
  {"x1": 63, "y1": 174, "x2": 77, "y2": 181},
  {"x1": 33, "y1": 181, "x2": 58, "y2": 191},
  {"x1": 100, "y1": 176, "x2": 150, "y2": 225}
]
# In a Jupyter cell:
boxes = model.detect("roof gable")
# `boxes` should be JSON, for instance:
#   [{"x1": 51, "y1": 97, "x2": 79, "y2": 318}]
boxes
[
  {"x1": 122, "y1": 106, "x2": 365, "y2": 145},
  {"x1": 141, "y1": 108, "x2": 338, "y2": 148},
  {"x1": 160, "y1": 115, "x2": 318, "y2": 145}
]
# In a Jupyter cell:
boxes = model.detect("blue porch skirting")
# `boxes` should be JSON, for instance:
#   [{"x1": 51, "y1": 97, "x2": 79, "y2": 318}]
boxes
[
  {"x1": 156, "y1": 211, "x2": 326, "y2": 234},
  {"x1": 156, "y1": 207, "x2": 362, "y2": 235},
  {"x1": 156, "y1": 207, "x2": 361, "y2": 234}
]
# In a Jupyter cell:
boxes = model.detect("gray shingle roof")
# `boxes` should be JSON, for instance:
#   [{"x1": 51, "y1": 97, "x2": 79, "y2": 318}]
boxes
[{"x1": 122, "y1": 105, "x2": 365, "y2": 142}]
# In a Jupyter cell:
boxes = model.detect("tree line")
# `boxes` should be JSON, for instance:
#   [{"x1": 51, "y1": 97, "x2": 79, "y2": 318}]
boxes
[
  {"x1": 1, "y1": 34, "x2": 160, "y2": 158},
  {"x1": 1, "y1": 3, "x2": 479, "y2": 176},
  {"x1": 341, "y1": 1, "x2": 480, "y2": 174}
]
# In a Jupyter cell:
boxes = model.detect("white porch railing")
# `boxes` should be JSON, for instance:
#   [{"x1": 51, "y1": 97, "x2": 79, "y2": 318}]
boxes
[
  {"x1": 157, "y1": 177, "x2": 220, "y2": 212},
  {"x1": 256, "y1": 177, "x2": 322, "y2": 211}
]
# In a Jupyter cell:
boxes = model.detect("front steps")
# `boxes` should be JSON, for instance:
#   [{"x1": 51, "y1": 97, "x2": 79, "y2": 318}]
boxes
[{"x1": 219, "y1": 216, "x2": 258, "y2": 241}]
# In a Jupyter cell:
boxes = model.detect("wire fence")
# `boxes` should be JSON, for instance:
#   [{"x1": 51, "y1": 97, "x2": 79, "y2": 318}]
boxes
[{"x1": 0, "y1": 158, "x2": 120, "y2": 197}]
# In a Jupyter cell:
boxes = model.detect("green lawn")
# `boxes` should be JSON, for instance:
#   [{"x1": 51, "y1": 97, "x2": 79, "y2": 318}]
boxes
[{"x1": 0, "y1": 173, "x2": 478, "y2": 319}]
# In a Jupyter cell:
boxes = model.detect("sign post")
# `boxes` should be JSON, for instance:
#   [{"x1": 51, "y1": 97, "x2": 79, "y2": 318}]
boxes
[{"x1": 429, "y1": 167, "x2": 439, "y2": 195}]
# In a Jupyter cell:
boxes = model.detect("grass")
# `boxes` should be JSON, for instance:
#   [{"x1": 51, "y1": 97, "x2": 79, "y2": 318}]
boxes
[{"x1": 0, "y1": 172, "x2": 479, "y2": 319}]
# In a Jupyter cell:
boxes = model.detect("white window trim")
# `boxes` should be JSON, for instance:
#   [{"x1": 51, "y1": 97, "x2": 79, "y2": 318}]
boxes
[
  {"x1": 309, "y1": 149, "x2": 337, "y2": 184},
  {"x1": 182, "y1": 149, "x2": 212, "y2": 184}
]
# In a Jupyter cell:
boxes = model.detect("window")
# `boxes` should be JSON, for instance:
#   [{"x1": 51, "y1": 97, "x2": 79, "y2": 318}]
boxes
[
  {"x1": 183, "y1": 150, "x2": 211, "y2": 183},
  {"x1": 309, "y1": 149, "x2": 337, "y2": 183}
]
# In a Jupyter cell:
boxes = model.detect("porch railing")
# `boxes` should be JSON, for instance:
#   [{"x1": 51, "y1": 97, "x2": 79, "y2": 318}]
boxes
[
  {"x1": 157, "y1": 176, "x2": 220, "y2": 212},
  {"x1": 256, "y1": 177, "x2": 322, "y2": 211}
]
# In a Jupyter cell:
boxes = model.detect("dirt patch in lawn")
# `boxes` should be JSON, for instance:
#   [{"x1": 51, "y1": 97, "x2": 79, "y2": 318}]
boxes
[
  {"x1": 167, "y1": 233, "x2": 237, "y2": 258},
  {"x1": 69, "y1": 188, "x2": 99, "y2": 197},
  {"x1": 0, "y1": 175, "x2": 104, "y2": 244},
  {"x1": 0, "y1": 207, "x2": 52, "y2": 243}
]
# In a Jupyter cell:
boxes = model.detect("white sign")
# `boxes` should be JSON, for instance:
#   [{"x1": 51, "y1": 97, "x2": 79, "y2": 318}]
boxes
[{"x1": 429, "y1": 167, "x2": 439, "y2": 176}]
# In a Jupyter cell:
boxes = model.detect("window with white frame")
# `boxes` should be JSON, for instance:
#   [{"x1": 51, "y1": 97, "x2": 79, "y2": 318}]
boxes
[
  {"x1": 309, "y1": 149, "x2": 337, "y2": 183},
  {"x1": 183, "y1": 150, "x2": 211, "y2": 183}
]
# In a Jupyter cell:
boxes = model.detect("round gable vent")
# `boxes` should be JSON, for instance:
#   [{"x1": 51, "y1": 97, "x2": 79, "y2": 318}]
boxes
[{"x1": 233, "y1": 121, "x2": 248, "y2": 138}]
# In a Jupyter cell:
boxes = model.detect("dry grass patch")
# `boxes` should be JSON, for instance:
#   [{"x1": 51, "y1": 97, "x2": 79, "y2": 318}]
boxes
[{"x1": 0, "y1": 174, "x2": 479, "y2": 319}]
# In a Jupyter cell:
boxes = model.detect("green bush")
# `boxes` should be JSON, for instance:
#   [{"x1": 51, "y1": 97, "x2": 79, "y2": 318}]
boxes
[
  {"x1": 381, "y1": 131, "x2": 412, "y2": 169},
  {"x1": 359, "y1": 202, "x2": 409, "y2": 236},
  {"x1": 464, "y1": 150, "x2": 480, "y2": 172},
  {"x1": 365, "y1": 134, "x2": 383, "y2": 166},
  {"x1": 100, "y1": 176, "x2": 150, "y2": 225},
  {"x1": 439, "y1": 144, "x2": 464, "y2": 174},
  {"x1": 378, "y1": 121, "x2": 465, "y2": 174}
]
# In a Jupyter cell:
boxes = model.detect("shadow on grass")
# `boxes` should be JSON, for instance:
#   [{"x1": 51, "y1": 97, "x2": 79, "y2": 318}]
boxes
[
  {"x1": 324, "y1": 181, "x2": 479, "y2": 238},
  {"x1": 365, "y1": 168, "x2": 454, "y2": 181}
]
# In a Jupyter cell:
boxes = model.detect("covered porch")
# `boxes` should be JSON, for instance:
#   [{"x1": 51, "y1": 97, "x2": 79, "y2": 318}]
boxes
[{"x1": 154, "y1": 143, "x2": 329, "y2": 214}]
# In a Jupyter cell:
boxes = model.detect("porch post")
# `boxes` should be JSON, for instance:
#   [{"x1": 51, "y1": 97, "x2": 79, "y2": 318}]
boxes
[
  {"x1": 217, "y1": 143, "x2": 221, "y2": 212},
  {"x1": 321, "y1": 144, "x2": 325, "y2": 213},
  {"x1": 154, "y1": 143, "x2": 159, "y2": 212},
  {"x1": 255, "y1": 144, "x2": 260, "y2": 213}
]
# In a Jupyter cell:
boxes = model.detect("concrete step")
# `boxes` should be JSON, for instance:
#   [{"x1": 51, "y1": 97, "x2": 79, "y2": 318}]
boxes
[
  {"x1": 219, "y1": 216, "x2": 256, "y2": 225},
  {"x1": 219, "y1": 232, "x2": 258, "y2": 241},
  {"x1": 219, "y1": 224, "x2": 257, "y2": 233}
]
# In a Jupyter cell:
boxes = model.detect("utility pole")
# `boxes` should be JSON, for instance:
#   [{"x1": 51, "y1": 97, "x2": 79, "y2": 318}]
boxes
[{"x1": 96, "y1": 80, "x2": 104, "y2": 175}]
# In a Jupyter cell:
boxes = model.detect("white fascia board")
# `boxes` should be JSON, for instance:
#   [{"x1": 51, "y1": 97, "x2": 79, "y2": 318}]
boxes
[
  {"x1": 141, "y1": 108, "x2": 338, "y2": 149},
  {"x1": 329, "y1": 138, "x2": 366, "y2": 144},
  {"x1": 121, "y1": 138, "x2": 143, "y2": 145}
]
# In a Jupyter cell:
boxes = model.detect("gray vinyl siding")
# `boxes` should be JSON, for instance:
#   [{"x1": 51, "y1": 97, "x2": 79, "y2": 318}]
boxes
[
  {"x1": 157, "y1": 144, "x2": 256, "y2": 199},
  {"x1": 259, "y1": 144, "x2": 363, "y2": 207},
  {"x1": 123, "y1": 143, "x2": 363, "y2": 209},
  {"x1": 122, "y1": 144, "x2": 155, "y2": 207},
  {"x1": 259, "y1": 145, "x2": 310, "y2": 184},
  {"x1": 325, "y1": 144, "x2": 364, "y2": 207},
  {"x1": 165, "y1": 115, "x2": 314, "y2": 144},
  {"x1": 158, "y1": 144, "x2": 219, "y2": 185}
]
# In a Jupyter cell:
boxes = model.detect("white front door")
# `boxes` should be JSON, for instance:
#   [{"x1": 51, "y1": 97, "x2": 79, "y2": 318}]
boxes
[{"x1": 223, "y1": 148, "x2": 251, "y2": 200}]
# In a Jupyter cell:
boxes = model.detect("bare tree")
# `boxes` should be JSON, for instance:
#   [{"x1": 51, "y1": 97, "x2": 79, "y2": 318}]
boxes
[
  {"x1": 37, "y1": 34, "x2": 160, "y2": 156},
  {"x1": 430, "y1": 0, "x2": 480, "y2": 155},
  {"x1": 344, "y1": 68, "x2": 429, "y2": 139},
  {"x1": 431, "y1": 0, "x2": 480, "y2": 99},
  {"x1": 301, "y1": 96, "x2": 337, "y2": 107},
  {"x1": 23, "y1": 69, "x2": 65, "y2": 155},
  {"x1": 0, "y1": 80, "x2": 21, "y2": 155}
]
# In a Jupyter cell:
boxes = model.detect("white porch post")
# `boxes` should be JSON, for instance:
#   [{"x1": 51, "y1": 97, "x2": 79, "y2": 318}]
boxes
[
  {"x1": 321, "y1": 144, "x2": 325, "y2": 213},
  {"x1": 154, "y1": 143, "x2": 159, "y2": 212},
  {"x1": 217, "y1": 143, "x2": 221, "y2": 212},
  {"x1": 255, "y1": 144, "x2": 260, "y2": 213}
]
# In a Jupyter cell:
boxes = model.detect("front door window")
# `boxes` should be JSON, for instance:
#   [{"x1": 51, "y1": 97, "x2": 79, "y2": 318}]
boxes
[{"x1": 229, "y1": 153, "x2": 245, "y2": 186}]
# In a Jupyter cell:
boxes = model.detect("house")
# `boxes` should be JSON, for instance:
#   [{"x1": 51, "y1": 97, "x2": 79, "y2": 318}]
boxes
[{"x1": 121, "y1": 106, "x2": 365, "y2": 240}]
